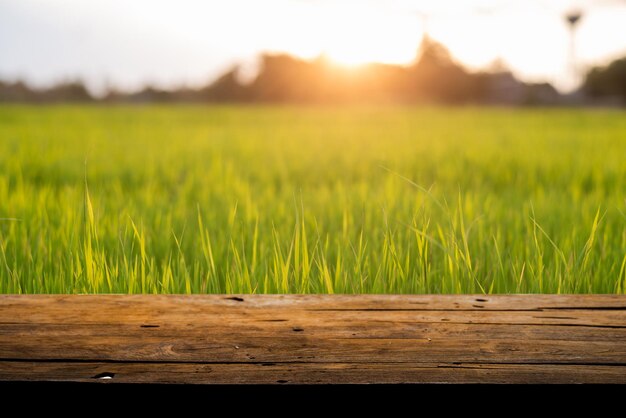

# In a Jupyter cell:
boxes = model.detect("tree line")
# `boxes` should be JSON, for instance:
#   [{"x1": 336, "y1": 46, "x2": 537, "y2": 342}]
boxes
[{"x1": 1, "y1": 37, "x2": 624, "y2": 106}]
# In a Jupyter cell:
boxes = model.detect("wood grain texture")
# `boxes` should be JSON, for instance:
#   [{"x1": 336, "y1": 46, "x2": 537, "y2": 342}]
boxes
[{"x1": 0, "y1": 295, "x2": 625, "y2": 384}]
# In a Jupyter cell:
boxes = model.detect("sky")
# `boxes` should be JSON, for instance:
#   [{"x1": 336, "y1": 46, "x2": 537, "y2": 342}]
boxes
[{"x1": 1, "y1": 0, "x2": 625, "y2": 95}]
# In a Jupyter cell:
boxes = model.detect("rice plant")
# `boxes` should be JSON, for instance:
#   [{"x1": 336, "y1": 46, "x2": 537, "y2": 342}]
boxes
[{"x1": 0, "y1": 105, "x2": 624, "y2": 294}]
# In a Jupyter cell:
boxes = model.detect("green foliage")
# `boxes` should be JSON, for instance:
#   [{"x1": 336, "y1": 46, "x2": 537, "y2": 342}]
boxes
[{"x1": 0, "y1": 105, "x2": 624, "y2": 294}]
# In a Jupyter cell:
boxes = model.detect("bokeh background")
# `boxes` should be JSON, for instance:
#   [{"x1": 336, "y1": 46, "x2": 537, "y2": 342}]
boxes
[{"x1": 1, "y1": 0, "x2": 625, "y2": 105}]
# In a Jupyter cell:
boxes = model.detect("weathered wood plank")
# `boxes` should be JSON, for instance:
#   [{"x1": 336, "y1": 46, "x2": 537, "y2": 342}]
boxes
[
  {"x1": 0, "y1": 295, "x2": 624, "y2": 384},
  {"x1": 1, "y1": 362, "x2": 625, "y2": 384},
  {"x1": 1, "y1": 294, "x2": 625, "y2": 312}
]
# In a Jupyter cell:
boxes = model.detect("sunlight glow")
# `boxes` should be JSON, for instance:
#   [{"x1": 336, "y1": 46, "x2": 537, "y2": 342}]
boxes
[
  {"x1": 1, "y1": 0, "x2": 625, "y2": 92},
  {"x1": 301, "y1": 3, "x2": 421, "y2": 67}
]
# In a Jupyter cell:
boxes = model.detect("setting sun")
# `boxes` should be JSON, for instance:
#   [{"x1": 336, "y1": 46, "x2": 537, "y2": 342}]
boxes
[
  {"x1": 298, "y1": 3, "x2": 421, "y2": 67},
  {"x1": 2, "y1": 0, "x2": 624, "y2": 92},
  {"x1": 281, "y1": 1, "x2": 626, "y2": 90}
]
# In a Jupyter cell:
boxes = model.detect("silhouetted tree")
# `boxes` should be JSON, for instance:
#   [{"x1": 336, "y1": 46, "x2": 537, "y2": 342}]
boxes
[
  {"x1": 247, "y1": 54, "x2": 329, "y2": 102},
  {"x1": 200, "y1": 67, "x2": 248, "y2": 102},
  {"x1": 126, "y1": 86, "x2": 176, "y2": 103},
  {"x1": 0, "y1": 38, "x2": 566, "y2": 106},
  {"x1": 0, "y1": 81, "x2": 35, "y2": 102},
  {"x1": 583, "y1": 58, "x2": 626, "y2": 104},
  {"x1": 409, "y1": 36, "x2": 478, "y2": 103},
  {"x1": 42, "y1": 81, "x2": 93, "y2": 102},
  {"x1": 0, "y1": 80, "x2": 93, "y2": 103}
]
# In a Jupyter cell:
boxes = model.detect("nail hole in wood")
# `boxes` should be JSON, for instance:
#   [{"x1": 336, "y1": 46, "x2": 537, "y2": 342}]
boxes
[{"x1": 92, "y1": 372, "x2": 115, "y2": 380}]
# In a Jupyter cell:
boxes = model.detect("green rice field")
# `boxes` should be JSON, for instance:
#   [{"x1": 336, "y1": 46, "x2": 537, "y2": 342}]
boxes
[{"x1": 0, "y1": 105, "x2": 624, "y2": 294}]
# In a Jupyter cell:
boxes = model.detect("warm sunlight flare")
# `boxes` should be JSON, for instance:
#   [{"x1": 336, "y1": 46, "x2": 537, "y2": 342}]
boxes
[
  {"x1": 2, "y1": 0, "x2": 625, "y2": 92},
  {"x1": 287, "y1": 0, "x2": 626, "y2": 90},
  {"x1": 297, "y1": 3, "x2": 421, "y2": 67}
]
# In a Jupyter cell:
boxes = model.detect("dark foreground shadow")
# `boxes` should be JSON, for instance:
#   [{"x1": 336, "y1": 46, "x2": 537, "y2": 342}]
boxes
[{"x1": 0, "y1": 381, "x2": 617, "y2": 405}]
